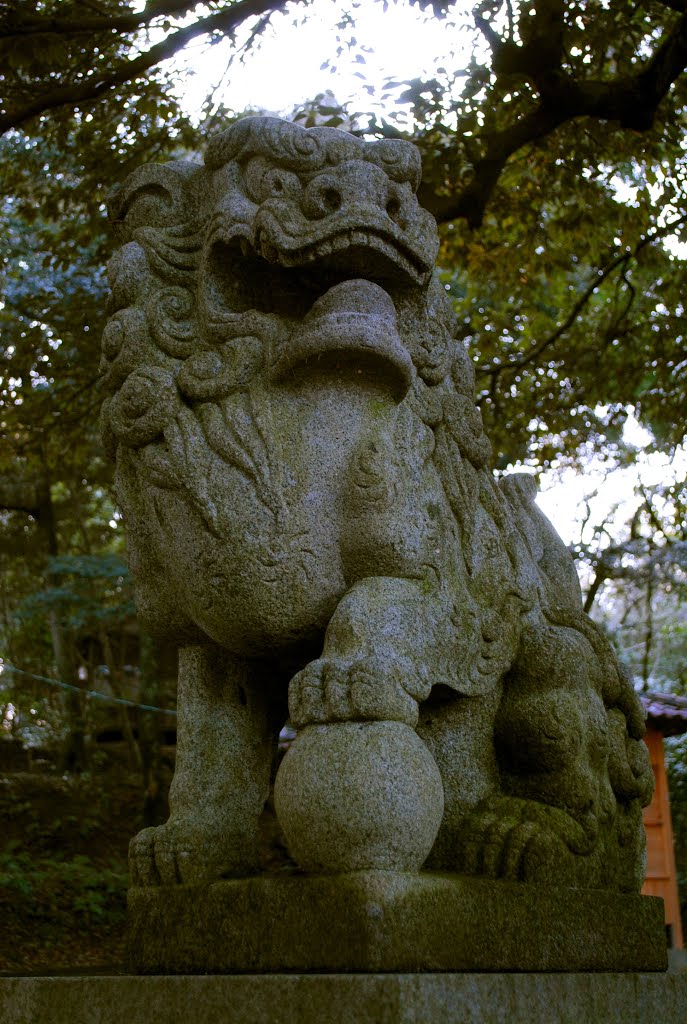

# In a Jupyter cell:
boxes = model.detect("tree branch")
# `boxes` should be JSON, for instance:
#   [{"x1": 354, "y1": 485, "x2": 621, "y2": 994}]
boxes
[
  {"x1": 583, "y1": 567, "x2": 606, "y2": 614},
  {"x1": 0, "y1": 0, "x2": 300, "y2": 135},
  {"x1": 0, "y1": 0, "x2": 200, "y2": 39},
  {"x1": 421, "y1": 12, "x2": 687, "y2": 227},
  {"x1": 477, "y1": 212, "x2": 687, "y2": 377}
]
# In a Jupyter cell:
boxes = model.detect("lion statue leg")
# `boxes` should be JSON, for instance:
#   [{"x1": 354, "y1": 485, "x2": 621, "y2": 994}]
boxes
[
  {"x1": 129, "y1": 642, "x2": 284, "y2": 885},
  {"x1": 288, "y1": 575, "x2": 437, "y2": 730}
]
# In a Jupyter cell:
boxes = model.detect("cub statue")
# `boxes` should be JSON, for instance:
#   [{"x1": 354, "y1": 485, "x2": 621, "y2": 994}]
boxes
[{"x1": 101, "y1": 117, "x2": 652, "y2": 894}]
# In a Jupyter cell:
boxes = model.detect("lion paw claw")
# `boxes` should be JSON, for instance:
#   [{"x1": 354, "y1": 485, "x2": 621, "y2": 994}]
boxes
[{"x1": 289, "y1": 654, "x2": 424, "y2": 727}]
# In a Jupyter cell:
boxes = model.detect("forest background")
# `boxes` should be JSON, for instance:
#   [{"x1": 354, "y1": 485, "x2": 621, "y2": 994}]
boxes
[{"x1": 1, "y1": 0, "x2": 687, "y2": 967}]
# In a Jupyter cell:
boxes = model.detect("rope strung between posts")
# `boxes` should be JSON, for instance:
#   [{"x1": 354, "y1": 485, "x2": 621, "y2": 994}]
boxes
[{"x1": 0, "y1": 664, "x2": 177, "y2": 715}]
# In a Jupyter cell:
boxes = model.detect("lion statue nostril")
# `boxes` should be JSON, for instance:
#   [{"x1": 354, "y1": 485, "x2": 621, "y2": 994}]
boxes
[
  {"x1": 322, "y1": 187, "x2": 342, "y2": 212},
  {"x1": 386, "y1": 197, "x2": 401, "y2": 221},
  {"x1": 302, "y1": 175, "x2": 345, "y2": 219}
]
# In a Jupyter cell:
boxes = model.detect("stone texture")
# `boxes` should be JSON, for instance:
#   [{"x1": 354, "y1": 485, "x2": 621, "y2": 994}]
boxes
[
  {"x1": 3, "y1": 973, "x2": 687, "y2": 1024},
  {"x1": 101, "y1": 115, "x2": 661, "y2": 970},
  {"x1": 274, "y1": 721, "x2": 444, "y2": 872},
  {"x1": 127, "y1": 872, "x2": 667, "y2": 974}
]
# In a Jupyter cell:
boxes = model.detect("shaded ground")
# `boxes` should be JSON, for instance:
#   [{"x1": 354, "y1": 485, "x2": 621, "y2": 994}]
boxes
[
  {"x1": 0, "y1": 748, "x2": 144, "y2": 974},
  {"x1": 0, "y1": 743, "x2": 293, "y2": 974}
]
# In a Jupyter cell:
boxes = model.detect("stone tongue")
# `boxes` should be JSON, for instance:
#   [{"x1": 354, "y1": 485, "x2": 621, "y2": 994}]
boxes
[
  {"x1": 269, "y1": 278, "x2": 414, "y2": 399},
  {"x1": 308, "y1": 278, "x2": 397, "y2": 319}
]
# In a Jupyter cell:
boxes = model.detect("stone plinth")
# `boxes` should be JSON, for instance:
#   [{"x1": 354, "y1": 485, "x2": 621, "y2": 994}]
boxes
[
  {"x1": 2, "y1": 973, "x2": 687, "y2": 1024},
  {"x1": 128, "y1": 872, "x2": 667, "y2": 974}
]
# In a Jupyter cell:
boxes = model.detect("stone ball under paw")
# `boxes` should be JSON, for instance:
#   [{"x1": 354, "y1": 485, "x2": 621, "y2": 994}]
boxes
[{"x1": 274, "y1": 719, "x2": 444, "y2": 873}]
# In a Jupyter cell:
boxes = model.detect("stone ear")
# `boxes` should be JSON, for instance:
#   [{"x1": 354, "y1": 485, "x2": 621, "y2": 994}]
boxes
[
  {"x1": 365, "y1": 139, "x2": 422, "y2": 191},
  {"x1": 108, "y1": 161, "x2": 201, "y2": 240}
]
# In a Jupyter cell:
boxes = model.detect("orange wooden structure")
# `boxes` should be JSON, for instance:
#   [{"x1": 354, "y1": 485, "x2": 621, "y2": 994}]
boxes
[{"x1": 641, "y1": 693, "x2": 687, "y2": 949}]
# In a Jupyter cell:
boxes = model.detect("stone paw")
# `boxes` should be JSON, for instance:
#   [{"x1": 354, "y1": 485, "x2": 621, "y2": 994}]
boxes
[
  {"x1": 129, "y1": 820, "x2": 258, "y2": 886},
  {"x1": 459, "y1": 811, "x2": 543, "y2": 881},
  {"x1": 457, "y1": 797, "x2": 594, "y2": 884},
  {"x1": 289, "y1": 654, "x2": 428, "y2": 728}
]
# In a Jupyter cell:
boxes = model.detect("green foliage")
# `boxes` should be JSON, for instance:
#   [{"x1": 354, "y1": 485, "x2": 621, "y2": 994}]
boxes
[
  {"x1": 438, "y1": 147, "x2": 687, "y2": 471},
  {"x1": 1, "y1": 537, "x2": 135, "y2": 728},
  {"x1": 0, "y1": 775, "x2": 128, "y2": 928},
  {"x1": 0, "y1": 848, "x2": 127, "y2": 923},
  {"x1": 0, "y1": 756, "x2": 146, "y2": 968},
  {"x1": 2, "y1": 1, "x2": 686, "y2": 469},
  {"x1": 17, "y1": 555, "x2": 134, "y2": 633}
]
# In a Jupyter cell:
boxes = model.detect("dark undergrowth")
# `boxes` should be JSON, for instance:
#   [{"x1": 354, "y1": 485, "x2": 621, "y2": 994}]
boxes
[{"x1": 0, "y1": 749, "x2": 143, "y2": 974}]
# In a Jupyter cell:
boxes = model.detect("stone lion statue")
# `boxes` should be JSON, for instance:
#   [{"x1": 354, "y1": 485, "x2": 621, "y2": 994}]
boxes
[{"x1": 101, "y1": 117, "x2": 652, "y2": 891}]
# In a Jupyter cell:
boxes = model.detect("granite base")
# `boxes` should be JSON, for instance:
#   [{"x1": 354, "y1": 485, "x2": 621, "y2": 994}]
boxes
[
  {"x1": 128, "y1": 871, "x2": 667, "y2": 973},
  {"x1": 2, "y1": 972, "x2": 687, "y2": 1024}
]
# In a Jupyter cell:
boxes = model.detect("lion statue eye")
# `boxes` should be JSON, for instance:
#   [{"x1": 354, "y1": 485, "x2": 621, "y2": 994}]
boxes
[
  {"x1": 243, "y1": 157, "x2": 302, "y2": 203},
  {"x1": 263, "y1": 167, "x2": 302, "y2": 199}
]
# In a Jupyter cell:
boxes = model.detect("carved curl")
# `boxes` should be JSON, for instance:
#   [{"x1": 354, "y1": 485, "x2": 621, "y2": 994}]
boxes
[
  {"x1": 106, "y1": 366, "x2": 181, "y2": 448},
  {"x1": 205, "y1": 116, "x2": 422, "y2": 191}
]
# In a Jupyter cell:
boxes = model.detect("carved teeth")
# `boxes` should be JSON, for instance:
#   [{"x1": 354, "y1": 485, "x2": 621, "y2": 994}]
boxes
[
  {"x1": 261, "y1": 240, "x2": 279, "y2": 262},
  {"x1": 294, "y1": 230, "x2": 419, "y2": 275},
  {"x1": 314, "y1": 240, "x2": 333, "y2": 259},
  {"x1": 213, "y1": 223, "x2": 428, "y2": 285}
]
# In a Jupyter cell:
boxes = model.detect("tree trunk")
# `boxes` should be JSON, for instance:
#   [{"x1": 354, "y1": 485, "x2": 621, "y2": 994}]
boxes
[
  {"x1": 99, "y1": 627, "x2": 142, "y2": 772},
  {"x1": 36, "y1": 474, "x2": 90, "y2": 774}
]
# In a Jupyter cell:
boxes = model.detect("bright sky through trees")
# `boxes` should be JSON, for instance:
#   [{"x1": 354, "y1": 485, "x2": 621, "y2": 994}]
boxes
[
  {"x1": 175, "y1": 0, "x2": 472, "y2": 126},
  {"x1": 537, "y1": 414, "x2": 687, "y2": 549}
]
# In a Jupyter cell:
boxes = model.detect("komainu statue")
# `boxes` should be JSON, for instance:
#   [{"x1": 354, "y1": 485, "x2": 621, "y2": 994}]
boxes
[{"x1": 102, "y1": 118, "x2": 659, "y2": 971}]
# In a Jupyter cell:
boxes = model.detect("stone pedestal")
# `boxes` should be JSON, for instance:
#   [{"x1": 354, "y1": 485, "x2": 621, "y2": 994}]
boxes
[
  {"x1": 2, "y1": 973, "x2": 687, "y2": 1024},
  {"x1": 127, "y1": 872, "x2": 667, "y2": 974}
]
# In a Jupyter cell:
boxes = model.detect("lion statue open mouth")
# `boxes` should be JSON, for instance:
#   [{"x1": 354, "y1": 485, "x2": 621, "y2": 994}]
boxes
[{"x1": 101, "y1": 117, "x2": 651, "y2": 893}]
